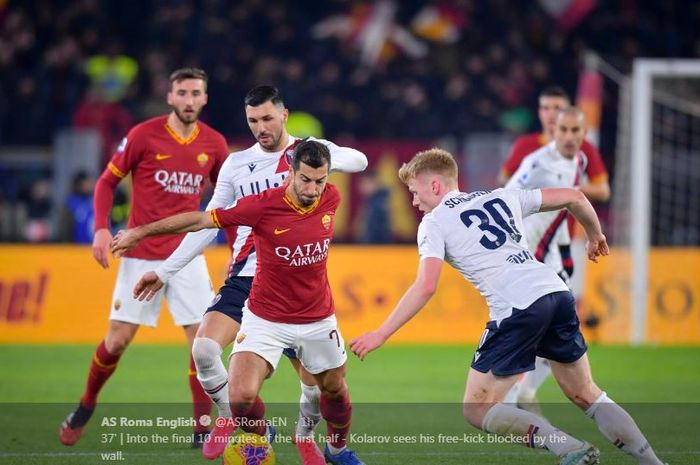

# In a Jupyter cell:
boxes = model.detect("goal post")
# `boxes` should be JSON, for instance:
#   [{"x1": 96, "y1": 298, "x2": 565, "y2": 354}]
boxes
[{"x1": 617, "y1": 58, "x2": 700, "y2": 344}]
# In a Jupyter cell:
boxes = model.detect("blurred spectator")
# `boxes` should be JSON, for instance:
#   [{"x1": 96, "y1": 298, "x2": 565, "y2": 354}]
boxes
[
  {"x1": 59, "y1": 170, "x2": 95, "y2": 243},
  {"x1": 84, "y1": 40, "x2": 138, "y2": 103},
  {"x1": 357, "y1": 170, "x2": 391, "y2": 244},
  {"x1": 17, "y1": 178, "x2": 53, "y2": 242},
  {"x1": 0, "y1": 1, "x2": 697, "y2": 145},
  {"x1": 73, "y1": 85, "x2": 133, "y2": 166}
]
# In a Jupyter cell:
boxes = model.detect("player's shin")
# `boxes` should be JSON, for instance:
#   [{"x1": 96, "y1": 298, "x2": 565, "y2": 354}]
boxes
[
  {"x1": 81, "y1": 340, "x2": 122, "y2": 408},
  {"x1": 320, "y1": 392, "x2": 352, "y2": 453},
  {"x1": 585, "y1": 392, "x2": 664, "y2": 465},
  {"x1": 296, "y1": 382, "x2": 322, "y2": 439},
  {"x1": 192, "y1": 337, "x2": 231, "y2": 418},
  {"x1": 189, "y1": 354, "x2": 212, "y2": 437},
  {"x1": 231, "y1": 395, "x2": 267, "y2": 436},
  {"x1": 482, "y1": 403, "x2": 585, "y2": 456}
]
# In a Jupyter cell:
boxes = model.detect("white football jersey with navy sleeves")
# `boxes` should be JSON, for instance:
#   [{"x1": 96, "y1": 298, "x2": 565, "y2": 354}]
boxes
[
  {"x1": 154, "y1": 136, "x2": 367, "y2": 282},
  {"x1": 418, "y1": 189, "x2": 568, "y2": 323},
  {"x1": 505, "y1": 141, "x2": 585, "y2": 274}
]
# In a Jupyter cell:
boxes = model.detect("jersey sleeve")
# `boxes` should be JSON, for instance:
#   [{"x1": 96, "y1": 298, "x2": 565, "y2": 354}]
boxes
[
  {"x1": 581, "y1": 140, "x2": 608, "y2": 184},
  {"x1": 154, "y1": 228, "x2": 218, "y2": 282},
  {"x1": 210, "y1": 195, "x2": 263, "y2": 229},
  {"x1": 107, "y1": 128, "x2": 143, "y2": 180},
  {"x1": 311, "y1": 137, "x2": 368, "y2": 173},
  {"x1": 209, "y1": 133, "x2": 230, "y2": 184},
  {"x1": 517, "y1": 189, "x2": 543, "y2": 218},
  {"x1": 501, "y1": 138, "x2": 531, "y2": 178},
  {"x1": 504, "y1": 153, "x2": 535, "y2": 189},
  {"x1": 205, "y1": 153, "x2": 238, "y2": 211},
  {"x1": 417, "y1": 215, "x2": 445, "y2": 261}
]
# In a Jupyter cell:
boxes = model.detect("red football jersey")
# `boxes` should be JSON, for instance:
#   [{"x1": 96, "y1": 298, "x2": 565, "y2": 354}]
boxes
[
  {"x1": 501, "y1": 132, "x2": 608, "y2": 184},
  {"x1": 105, "y1": 115, "x2": 229, "y2": 259},
  {"x1": 211, "y1": 184, "x2": 340, "y2": 324}
]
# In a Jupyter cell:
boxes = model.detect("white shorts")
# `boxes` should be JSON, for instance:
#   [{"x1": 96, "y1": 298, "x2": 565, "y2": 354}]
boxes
[
  {"x1": 232, "y1": 308, "x2": 347, "y2": 375},
  {"x1": 109, "y1": 256, "x2": 214, "y2": 327}
]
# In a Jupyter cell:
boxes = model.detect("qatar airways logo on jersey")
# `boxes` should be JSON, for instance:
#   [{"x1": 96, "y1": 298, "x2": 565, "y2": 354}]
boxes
[
  {"x1": 154, "y1": 170, "x2": 204, "y2": 195},
  {"x1": 275, "y1": 239, "x2": 330, "y2": 266}
]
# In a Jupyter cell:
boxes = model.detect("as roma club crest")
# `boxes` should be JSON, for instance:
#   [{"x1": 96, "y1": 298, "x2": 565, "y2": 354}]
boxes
[
  {"x1": 322, "y1": 213, "x2": 332, "y2": 230},
  {"x1": 196, "y1": 152, "x2": 209, "y2": 167}
]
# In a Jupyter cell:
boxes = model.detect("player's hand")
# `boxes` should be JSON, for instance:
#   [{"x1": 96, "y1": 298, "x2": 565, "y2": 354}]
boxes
[
  {"x1": 133, "y1": 271, "x2": 164, "y2": 301},
  {"x1": 349, "y1": 331, "x2": 387, "y2": 361},
  {"x1": 92, "y1": 228, "x2": 113, "y2": 269},
  {"x1": 111, "y1": 229, "x2": 141, "y2": 258},
  {"x1": 585, "y1": 233, "x2": 609, "y2": 263}
]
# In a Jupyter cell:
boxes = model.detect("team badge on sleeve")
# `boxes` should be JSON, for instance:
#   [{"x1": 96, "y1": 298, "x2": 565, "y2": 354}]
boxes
[{"x1": 116, "y1": 137, "x2": 127, "y2": 154}]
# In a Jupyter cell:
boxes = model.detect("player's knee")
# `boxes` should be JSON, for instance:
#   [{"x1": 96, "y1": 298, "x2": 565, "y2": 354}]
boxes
[
  {"x1": 104, "y1": 333, "x2": 131, "y2": 354},
  {"x1": 191, "y1": 337, "x2": 221, "y2": 370},
  {"x1": 318, "y1": 376, "x2": 347, "y2": 400},
  {"x1": 229, "y1": 387, "x2": 257, "y2": 411},
  {"x1": 462, "y1": 402, "x2": 488, "y2": 429},
  {"x1": 561, "y1": 382, "x2": 600, "y2": 410}
]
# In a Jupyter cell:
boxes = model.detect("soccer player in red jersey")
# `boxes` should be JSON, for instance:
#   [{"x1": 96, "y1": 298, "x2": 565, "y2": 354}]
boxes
[
  {"x1": 59, "y1": 68, "x2": 229, "y2": 448},
  {"x1": 112, "y1": 140, "x2": 366, "y2": 465},
  {"x1": 498, "y1": 86, "x2": 610, "y2": 203}
]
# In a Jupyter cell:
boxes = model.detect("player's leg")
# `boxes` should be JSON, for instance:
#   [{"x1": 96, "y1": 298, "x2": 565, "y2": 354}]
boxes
[
  {"x1": 517, "y1": 357, "x2": 551, "y2": 413},
  {"x1": 189, "y1": 277, "x2": 252, "y2": 422},
  {"x1": 228, "y1": 308, "x2": 289, "y2": 439},
  {"x1": 165, "y1": 255, "x2": 217, "y2": 446},
  {"x1": 297, "y1": 315, "x2": 364, "y2": 465},
  {"x1": 463, "y1": 368, "x2": 593, "y2": 460},
  {"x1": 60, "y1": 257, "x2": 160, "y2": 446},
  {"x1": 549, "y1": 355, "x2": 665, "y2": 465},
  {"x1": 467, "y1": 292, "x2": 598, "y2": 463},
  {"x1": 193, "y1": 311, "x2": 242, "y2": 459},
  {"x1": 287, "y1": 355, "x2": 322, "y2": 439}
]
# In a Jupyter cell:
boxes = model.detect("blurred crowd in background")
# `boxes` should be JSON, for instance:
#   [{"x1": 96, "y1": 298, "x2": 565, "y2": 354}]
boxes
[{"x1": 0, "y1": 0, "x2": 698, "y2": 243}]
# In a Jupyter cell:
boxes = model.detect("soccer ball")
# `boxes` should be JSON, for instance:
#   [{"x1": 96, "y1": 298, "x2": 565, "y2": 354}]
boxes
[{"x1": 222, "y1": 432, "x2": 276, "y2": 465}]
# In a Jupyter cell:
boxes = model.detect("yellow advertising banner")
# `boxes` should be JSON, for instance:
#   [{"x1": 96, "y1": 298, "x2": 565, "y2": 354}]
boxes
[
  {"x1": 578, "y1": 248, "x2": 700, "y2": 345},
  {"x1": 1, "y1": 246, "x2": 698, "y2": 345},
  {"x1": 0, "y1": 245, "x2": 488, "y2": 345}
]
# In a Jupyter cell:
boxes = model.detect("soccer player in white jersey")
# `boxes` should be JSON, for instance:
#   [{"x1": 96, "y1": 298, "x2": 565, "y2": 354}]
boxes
[
  {"x1": 350, "y1": 149, "x2": 666, "y2": 465},
  {"x1": 131, "y1": 86, "x2": 367, "y2": 461},
  {"x1": 503, "y1": 107, "x2": 591, "y2": 411}
]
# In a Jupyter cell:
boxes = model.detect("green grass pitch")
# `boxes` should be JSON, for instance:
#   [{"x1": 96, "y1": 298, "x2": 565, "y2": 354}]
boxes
[{"x1": 0, "y1": 344, "x2": 698, "y2": 464}]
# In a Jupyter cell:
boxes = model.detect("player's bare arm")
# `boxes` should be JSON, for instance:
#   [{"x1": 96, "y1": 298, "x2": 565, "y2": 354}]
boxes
[
  {"x1": 580, "y1": 180, "x2": 611, "y2": 202},
  {"x1": 350, "y1": 257, "x2": 443, "y2": 360},
  {"x1": 111, "y1": 211, "x2": 216, "y2": 256},
  {"x1": 539, "y1": 188, "x2": 609, "y2": 262},
  {"x1": 92, "y1": 228, "x2": 113, "y2": 269}
]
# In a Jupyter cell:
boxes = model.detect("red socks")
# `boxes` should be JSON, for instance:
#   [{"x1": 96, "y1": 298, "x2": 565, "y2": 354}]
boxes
[
  {"x1": 80, "y1": 340, "x2": 121, "y2": 409},
  {"x1": 231, "y1": 396, "x2": 267, "y2": 436},
  {"x1": 320, "y1": 393, "x2": 352, "y2": 449}
]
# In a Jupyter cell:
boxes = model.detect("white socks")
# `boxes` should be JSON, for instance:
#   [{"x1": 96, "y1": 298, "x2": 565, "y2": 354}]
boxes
[
  {"x1": 482, "y1": 403, "x2": 583, "y2": 456},
  {"x1": 504, "y1": 358, "x2": 552, "y2": 404},
  {"x1": 296, "y1": 382, "x2": 321, "y2": 438},
  {"x1": 191, "y1": 337, "x2": 231, "y2": 418},
  {"x1": 586, "y1": 392, "x2": 663, "y2": 465},
  {"x1": 519, "y1": 358, "x2": 551, "y2": 401}
]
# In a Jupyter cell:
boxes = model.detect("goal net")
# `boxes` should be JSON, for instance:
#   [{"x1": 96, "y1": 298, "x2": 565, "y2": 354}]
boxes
[{"x1": 605, "y1": 59, "x2": 700, "y2": 344}]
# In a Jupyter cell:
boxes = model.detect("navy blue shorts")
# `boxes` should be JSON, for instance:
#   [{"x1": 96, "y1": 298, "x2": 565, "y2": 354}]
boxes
[
  {"x1": 471, "y1": 291, "x2": 587, "y2": 376},
  {"x1": 206, "y1": 276, "x2": 297, "y2": 359}
]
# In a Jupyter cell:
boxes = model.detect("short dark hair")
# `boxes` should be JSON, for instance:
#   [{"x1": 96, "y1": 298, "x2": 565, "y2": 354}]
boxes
[
  {"x1": 244, "y1": 85, "x2": 285, "y2": 107},
  {"x1": 292, "y1": 140, "x2": 331, "y2": 171},
  {"x1": 169, "y1": 67, "x2": 208, "y2": 90},
  {"x1": 539, "y1": 85, "x2": 570, "y2": 101}
]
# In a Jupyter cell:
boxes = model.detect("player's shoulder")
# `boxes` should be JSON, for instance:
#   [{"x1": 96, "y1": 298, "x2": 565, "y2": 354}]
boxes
[
  {"x1": 580, "y1": 139, "x2": 603, "y2": 159},
  {"x1": 126, "y1": 115, "x2": 167, "y2": 140}
]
